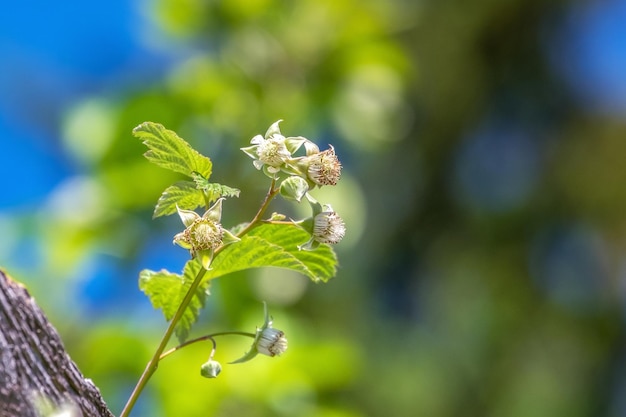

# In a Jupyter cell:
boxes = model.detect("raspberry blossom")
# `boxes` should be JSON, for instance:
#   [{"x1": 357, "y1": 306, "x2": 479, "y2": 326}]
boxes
[
  {"x1": 257, "y1": 327, "x2": 288, "y2": 357},
  {"x1": 297, "y1": 199, "x2": 346, "y2": 250},
  {"x1": 173, "y1": 198, "x2": 239, "y2": 268},
  {"x1": 241, "y1": 120, "x2": 292, "y2": 177},
  {"x1": 305, "y1": 145, "x2": 342, "y2": 186},
  {"x1": 231, "y1": 302, "x2": 288, "y2": 364},
  {"x1": 312, "y1": 208, "x2": 346, "y2": 244},
  {"x1": 241, "y1": 120, "x2": 321, "y2": 178}
]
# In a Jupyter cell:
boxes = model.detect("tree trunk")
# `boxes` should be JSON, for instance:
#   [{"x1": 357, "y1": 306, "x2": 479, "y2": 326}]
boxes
[{"x1": 0, "y1": 269, "x2": 114, "y2": 417}]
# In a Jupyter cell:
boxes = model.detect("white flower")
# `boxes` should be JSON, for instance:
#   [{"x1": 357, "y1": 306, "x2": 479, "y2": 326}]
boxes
[
  {"x1": 241, "y1": 120, "x2": 291, "y2": 177},
  {"x1": 230, "y1": 302, "x2": 288, "y2": 363},
  {"x1": 257, "y1": 327, "x2": 288, "y2": 357},
  {"x1": 305, "y1": 145, "x2": 342, "y2": 186},
  {"x1": 312, "y1": 207, "x2": 346, "y2": 245},
  {"x1": 173, "y1": 198, "x2": 239, "y2": 268}
]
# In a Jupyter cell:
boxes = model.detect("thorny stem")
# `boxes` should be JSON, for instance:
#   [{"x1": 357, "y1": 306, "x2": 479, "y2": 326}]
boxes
[{"x1": 119, "y1": 180, "x2": 279, "y2": 417}]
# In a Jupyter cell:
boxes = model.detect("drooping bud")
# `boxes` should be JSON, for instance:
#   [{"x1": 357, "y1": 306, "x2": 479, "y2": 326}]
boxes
[
  {"x1": 200, "y1": 359, "x2": 222, "y2": 378},
  {"x1": 257, "y1": 327, "x2": 288, "y2": 357}
]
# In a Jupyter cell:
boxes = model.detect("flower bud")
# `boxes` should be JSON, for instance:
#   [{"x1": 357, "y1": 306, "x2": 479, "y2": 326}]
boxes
[
  {"x1": 280, "y1": 176, "x2": 310, "y2": 202},
  {"x1": 257, "y1": 328, "x2": 288, "y2": 357},
  {"x1": 173, "y1": 217, "x2": 224, "y2": 256},
  {"x1": 173, "y1": 200, "x2": 239, "y2": 268},
  {"x1": 306, "y1": 145, "x2": 341, "y2": 186},
  {"x1": 230, "y1": 302, "x2": 288, "y2": 364},
  {"x1": 312, "y1": 209, "x2": 346, "y2": 245},
  {"x1": 200, "y1": 359, "x2": 222, "y2": 378}
]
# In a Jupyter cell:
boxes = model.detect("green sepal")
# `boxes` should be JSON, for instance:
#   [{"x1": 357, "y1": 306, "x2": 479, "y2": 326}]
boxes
[
  {"x1": 230, "y1": 302, "x2": 271, "y2": 364},
  {"x1": 240, "y1": 145, "x2": 258, "y2": 160},
  {"x1": 197, "y1": 249, "x2": 214, "y2": 270},
  {"x1": 294, "y1": 217, "x2": 314, "y2": 234},
  {"x1": 284, "y1": 136, "x2": 318, "y2": 155},
  {"x1": 305, "y1": 193, "x2": 323, "y2": 215},
  {"x1": 298, "y1": 237, "x2": 321, "y2": 251},
  {"x1": 265, "y1": 120, "x2": 283, "y2": 138},
  {"x1": 203, "y1": 198, "x2": 224, "y2": 223},
  {"x1": 222, "y1": 229, "x2": 241, "y2": 245},
  {"x1": 229, "y1": 336, "x2": 260, "y2": 364},
  {"x1": 262, "y1": 164, "x2": 281, "y2": 179},
  {"x1": 176, "y1": 205, "x2": 200, "y2": 227}
]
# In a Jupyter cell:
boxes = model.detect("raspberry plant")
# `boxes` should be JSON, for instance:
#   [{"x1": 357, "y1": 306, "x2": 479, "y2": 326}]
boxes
[{"x1": 118, "y1": 121, "x2": 345, "y2": 417}]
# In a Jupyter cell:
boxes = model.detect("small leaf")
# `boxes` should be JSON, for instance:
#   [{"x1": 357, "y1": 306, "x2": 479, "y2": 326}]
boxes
[
  {"x1": 192, "y1": 173, "x2": 240, "y2": 204},
  {"x1": 133, "y1": 122, "x2": 212, "y2": 179},
  {"x1": 154, "y1": 181, "x2": 205, "y2": 218},
  {"x1": 206, "y1": 223, "x2": 338, "y2": 283},
  {"x1": 139, "y1": 259, "x2": 209, "y2": 342}
]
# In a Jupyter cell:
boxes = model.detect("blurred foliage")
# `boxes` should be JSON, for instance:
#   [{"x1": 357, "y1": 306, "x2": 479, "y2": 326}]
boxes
[{"x1": 4, "y1": 0, "x2": 626, "y2": 416}]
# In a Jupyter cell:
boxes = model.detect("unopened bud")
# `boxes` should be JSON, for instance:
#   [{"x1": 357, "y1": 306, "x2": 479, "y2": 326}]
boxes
[{"x1": 200, "y1": 360, "x2": 222, "y2": 378}]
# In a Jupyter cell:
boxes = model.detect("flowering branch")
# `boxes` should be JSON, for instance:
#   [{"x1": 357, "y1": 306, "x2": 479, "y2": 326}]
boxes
[{"x1": 123, "y1": 120, "x2": 345, "y2": 417}]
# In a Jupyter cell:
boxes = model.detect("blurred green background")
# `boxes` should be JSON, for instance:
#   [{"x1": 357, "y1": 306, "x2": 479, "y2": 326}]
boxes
[{"x1": 2, "y1": 0, "x2": 626, "y2": 416}]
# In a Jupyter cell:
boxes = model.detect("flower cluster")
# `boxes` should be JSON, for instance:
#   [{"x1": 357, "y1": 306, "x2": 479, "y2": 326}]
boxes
[
  {"x1": 242, "y1": 120, "x2": 346, "y2": 249},
  {"x1": 241, "y1": 120, "x2": 342, "y2": 187}
]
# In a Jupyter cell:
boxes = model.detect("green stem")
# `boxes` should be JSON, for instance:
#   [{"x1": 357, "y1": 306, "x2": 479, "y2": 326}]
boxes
[
  {"x1": 119, "y1": 266, "x2": 207, "y2": 417},
  {"x1": 236, "y1": 179, "x2": 279, "y2": 237},
  {"x1": 261, "y1": 220, "x2": 294, "y2": 226},
  {"x1": 159, "y1": 331, "x2": 255, "y2": 361}
]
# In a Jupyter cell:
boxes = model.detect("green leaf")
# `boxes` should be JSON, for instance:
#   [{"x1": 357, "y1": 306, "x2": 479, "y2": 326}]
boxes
[
  {"x1": 139, "y1": 259, "x2": 208, "y2": 342},
  {"x1": 153, "y1": 181, "x2": 206, "y2": 218},
  {"x1": 206, "y1": 223, "x2": 338, "y2": 283},
  {"x1": 133, "y1": 122, "x2": 212, "y2": 178},
  {"x1": 192, "y1": 173, "x2": 240, "y2": 203}
]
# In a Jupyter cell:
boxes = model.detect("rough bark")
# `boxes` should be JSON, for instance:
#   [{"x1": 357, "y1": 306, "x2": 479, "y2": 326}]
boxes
[{"x1": 0, "y1": 269, "x2": 114, "y2": 417}]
